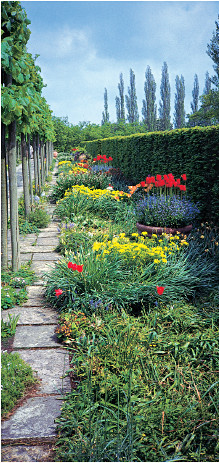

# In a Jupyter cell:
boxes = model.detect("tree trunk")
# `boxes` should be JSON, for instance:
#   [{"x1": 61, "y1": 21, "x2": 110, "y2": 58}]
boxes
[
  {"x1": 21, "y1": 132, "x2": 30, "y2": 216},
  {"x1": 40, "y1": 140, "x2": 44, "y2": 187},
  {"x1": 8, "y1": 120, "x2": 20, "y2": 271},
  {"x1": 27, "y1": 134, "x2": 33, "y2": 206},
  {"x1": 45, "y1": 141, "x2": 49, "y2": 177},
  {"x1": 36, "y1": 133, "x2": 41, "y2": 195},
  {"x1": 1, "y1": 122, "x2": 8, "y2": 270},
  {"x1": 32, "y1": 134, "x2": 38, "y2": 196}
]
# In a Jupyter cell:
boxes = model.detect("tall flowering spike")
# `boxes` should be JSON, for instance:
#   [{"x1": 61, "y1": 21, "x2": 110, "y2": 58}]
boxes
[
  {"x1": 55, "y1": 289, "x2": 63, "y2": 297},
  {"x1": 157, "y1": 286, "x2": 165, "y2": 295}
]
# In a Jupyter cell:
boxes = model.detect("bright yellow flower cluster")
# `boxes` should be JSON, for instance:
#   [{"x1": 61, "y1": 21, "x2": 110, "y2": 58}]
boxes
[
  {"x1": 92, "y1": 232, "x2": 189, "y2": 266},
  {"x1": 68, "y1": 166, "x2": 88, "y2": 174},
  {"x1": 62, "y1": 184, "x2": 130, "y2": 201},
  {"x1": 58, "y1": 160, "x2": 72, "y2": 166}
]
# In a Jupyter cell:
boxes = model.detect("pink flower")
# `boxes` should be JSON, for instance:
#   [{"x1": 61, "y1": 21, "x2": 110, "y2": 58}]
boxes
[{"x1": 55, "y1": 289, "x2": 63, "y2": 297}]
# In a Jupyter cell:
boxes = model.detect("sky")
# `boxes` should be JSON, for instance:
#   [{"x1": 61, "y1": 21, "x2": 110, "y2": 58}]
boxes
[{"x1": 21, "y1": 1, "x2": 219, "y2": 126}]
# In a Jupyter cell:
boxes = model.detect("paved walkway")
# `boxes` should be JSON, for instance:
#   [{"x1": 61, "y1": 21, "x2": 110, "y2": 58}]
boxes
[{"x1": 1, "y1": 164, "x2": 71, "y2": 462}]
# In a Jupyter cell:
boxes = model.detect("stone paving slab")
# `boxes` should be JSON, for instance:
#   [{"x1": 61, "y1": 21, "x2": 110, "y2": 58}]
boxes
[
  {"x1": 32, "y1": 252, "x2": 60, "y2": 261},
  {"x1": 1, "y1": 396, "x2": 62, "y2": 440},
  {"x1": 36, "y1": 237, "x2": 59, "y2": 246},
  {"x1": 17, "y1": 349, "x2": 71, "y2": 394},
  {"x1": 43, "y1": 223, "x2": 60, "y2": 232},
  {"x1": 37, "y1": 231, "x2": 59, "y2": 238},
  {"x1": 27, "y1": 285, "x2": 45, "y2": 297},
  {"x1": 1, "y1": 444, "x2": 55, "y2": 462},
  {"x1": 1, "y1": 307, "x2": 58, "y2": 325},
  {"x1": 8, "y1": 253, "x2": 33, "y2": 262},
  {"x1": 13, "y1": 325, "x2": 60, "y2": 349},
  {"x1": 22, "y1": 298, "x2": 46, "y2": 307},
  {"x1": 20, "y1": 245, "x2": 57, "y2": 253},
  {"x1": 31, "y1": 262, "x2": 55, "y2": 277}
]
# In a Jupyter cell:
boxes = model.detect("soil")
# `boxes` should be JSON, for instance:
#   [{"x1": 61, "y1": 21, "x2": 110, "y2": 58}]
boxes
[{"x1": 1, "y1": 334, "x2": 15, "y2": 353}]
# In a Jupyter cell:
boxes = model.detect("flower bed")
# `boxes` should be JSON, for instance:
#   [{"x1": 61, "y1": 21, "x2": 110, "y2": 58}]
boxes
[{"x1": 47, "y1": 154, "x2": 219, "y2": 462}]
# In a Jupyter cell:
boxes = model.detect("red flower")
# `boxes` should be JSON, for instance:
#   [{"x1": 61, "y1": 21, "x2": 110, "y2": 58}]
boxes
[
  {"x1": 96, "y1": 155, "x2": 101, "y2": 161},
  {"x1": 176, "y1": 178, "x2": 181, "y2": 185},
  {"x1": 181, "y1": 174, "x2": 187, "y2": 181},
  {"x1": 68, "y1": 262, "x2": 77, "y2": 270},
  {"x1": 156, "y1": 174, "x2": 162, "y2": 181},
  {"x1": 146, "y1": 176, "x2": 152, "y2": 184},
  {"x1": 150, "y1": 176, "x2": 156, "y2": 183},
  {"x1": 76, "y1": 265, "x2": 84, "y2": 273},
  {"x1": 157, "y1": 286, "x2": 165, "y2": 295},
  {"x1": 154, "y1": 181, "x2": 159, "y2": 187},
  {"x1": 179, "y1": 185, "x2": 186, "y2": 191},
  {"x1": 93, "y1": 158, "x2": 97, "y2": 162},
  {"x1": 140, "y1": 181, "x2": 146, "y2": 187},
  {"x1": 108, "y1": 157, "x2": 113, "y2": 161},
  {"x1": 55, "y1": 289, "x2": 63, "y2": 297},
  {"x1": 157, "y1": 179, "x2": 165, "y2": 187}
]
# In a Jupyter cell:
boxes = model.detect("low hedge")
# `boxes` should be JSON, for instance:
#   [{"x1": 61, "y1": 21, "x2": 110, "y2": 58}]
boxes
[{"x1": 82, "y1": 126, "x2": 219, "y2": 222}]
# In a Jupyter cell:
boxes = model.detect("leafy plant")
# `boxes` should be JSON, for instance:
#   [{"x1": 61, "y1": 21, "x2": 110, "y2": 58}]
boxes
[
  {"x1": 28, "y1": 205, "x2": 50, "y2": 228},
  {"x1": 1, "y1": 314, "x2": 20, "y2": 338},
  {"x1": 1, "y1": 352, "x2": 37, "y2": 417}
]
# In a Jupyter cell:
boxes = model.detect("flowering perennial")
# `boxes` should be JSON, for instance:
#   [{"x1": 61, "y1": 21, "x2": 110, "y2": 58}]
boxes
[
  {"x1": 61, "y1": 184, "x2": 130, "y2": 202},
  {"x1": 92, "y1": 232, "x2": 189, "y2": 266}
]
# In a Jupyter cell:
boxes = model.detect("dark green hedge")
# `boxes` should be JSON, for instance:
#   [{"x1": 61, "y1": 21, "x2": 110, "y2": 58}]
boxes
[{"x1": 83, "y1": 126, "x2": 219, "y2": 223}]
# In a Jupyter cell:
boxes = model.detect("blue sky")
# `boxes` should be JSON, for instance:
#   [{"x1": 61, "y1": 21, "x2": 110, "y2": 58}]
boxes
[{"x1": 21, "y1": 1, "x2": 219, "y2": 126}]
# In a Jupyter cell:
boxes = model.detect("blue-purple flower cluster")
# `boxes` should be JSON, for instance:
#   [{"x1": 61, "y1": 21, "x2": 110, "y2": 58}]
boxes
[{"x1": 135, "y1": 194, "x2": 200, "y2": 228}]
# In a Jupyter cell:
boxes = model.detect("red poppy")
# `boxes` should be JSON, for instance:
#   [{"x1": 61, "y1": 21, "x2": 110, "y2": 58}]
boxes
[
  {"x1": 157, "y1": 179, "x2": 165, "y2": 187},
  {"x1": 181, "y1": 174, "x2": 187, "y2": 181},
  {"x1": 179, "y1": 185, "x2": 186, "y2": 191},
  {"x1": 156, "y1": 174, "x2": 162, "y2": 181},
  {"x1": 176, "y1": 178, "x2": 181, "y2": 185},
  {"x1": 140, "y1": 181, "x2": 146, "y2": 187},
  {"x1": 157, "y1": 286, "x2": 165, "y2": 295},
  {"x1": 55, "y1": 289, "x2": 63, "y2": 297},
  {"x1": 146, "y1": 176, "x2": 152, "y2": 184},
  {"x1": 77, "y1": 265, "x2": 84, "y2": 273},
  {"x1": 150, "y1": 176, "x2": 156, "y2": 183}
]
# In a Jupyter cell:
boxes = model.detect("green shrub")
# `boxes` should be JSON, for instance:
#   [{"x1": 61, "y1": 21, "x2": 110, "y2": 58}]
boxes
[
  {"x1": 28, "y1": 205, "x2": 50, "y2": 228},
  {"x1": 1, "y1": 352, "x2": 36, "y2": 416}
]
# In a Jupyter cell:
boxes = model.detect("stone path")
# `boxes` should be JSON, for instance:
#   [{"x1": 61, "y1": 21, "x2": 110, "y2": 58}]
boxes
[{"x1": 1, "y1": 163, "x2": 71, "y2": 462}]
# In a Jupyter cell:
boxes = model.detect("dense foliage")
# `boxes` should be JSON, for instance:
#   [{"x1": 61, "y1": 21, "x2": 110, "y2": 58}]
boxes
[
  {"x1": 83, "y1": 126, "x2": 219, "y2": 223},
  {"x1": 44, "y1": 153, "x2": 219, "y2": 462}
]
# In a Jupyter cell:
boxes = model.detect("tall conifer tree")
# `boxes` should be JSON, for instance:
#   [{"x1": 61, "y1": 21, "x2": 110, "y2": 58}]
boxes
[
  {"x1": 203, "y1": 71, "x2": 211, "y2": 95},
  {"x1": 158, "y1": 62, "x2": 171, "y2": 130},
  {"x1": 191, "y1": 74, "x2": 199, "y2": 113},
  {"x1": 125, "y1": 69, "x2": 139, "y2": 123},
  {"x1": 142, "y1": 65, "x2": 157, "y2": 131},
  {"x1": 174, "y1": 75, "x2": 185, "y2": 128},
  {"x1": 101, "y1": 88, "x2": 109, "y2": 125}
]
